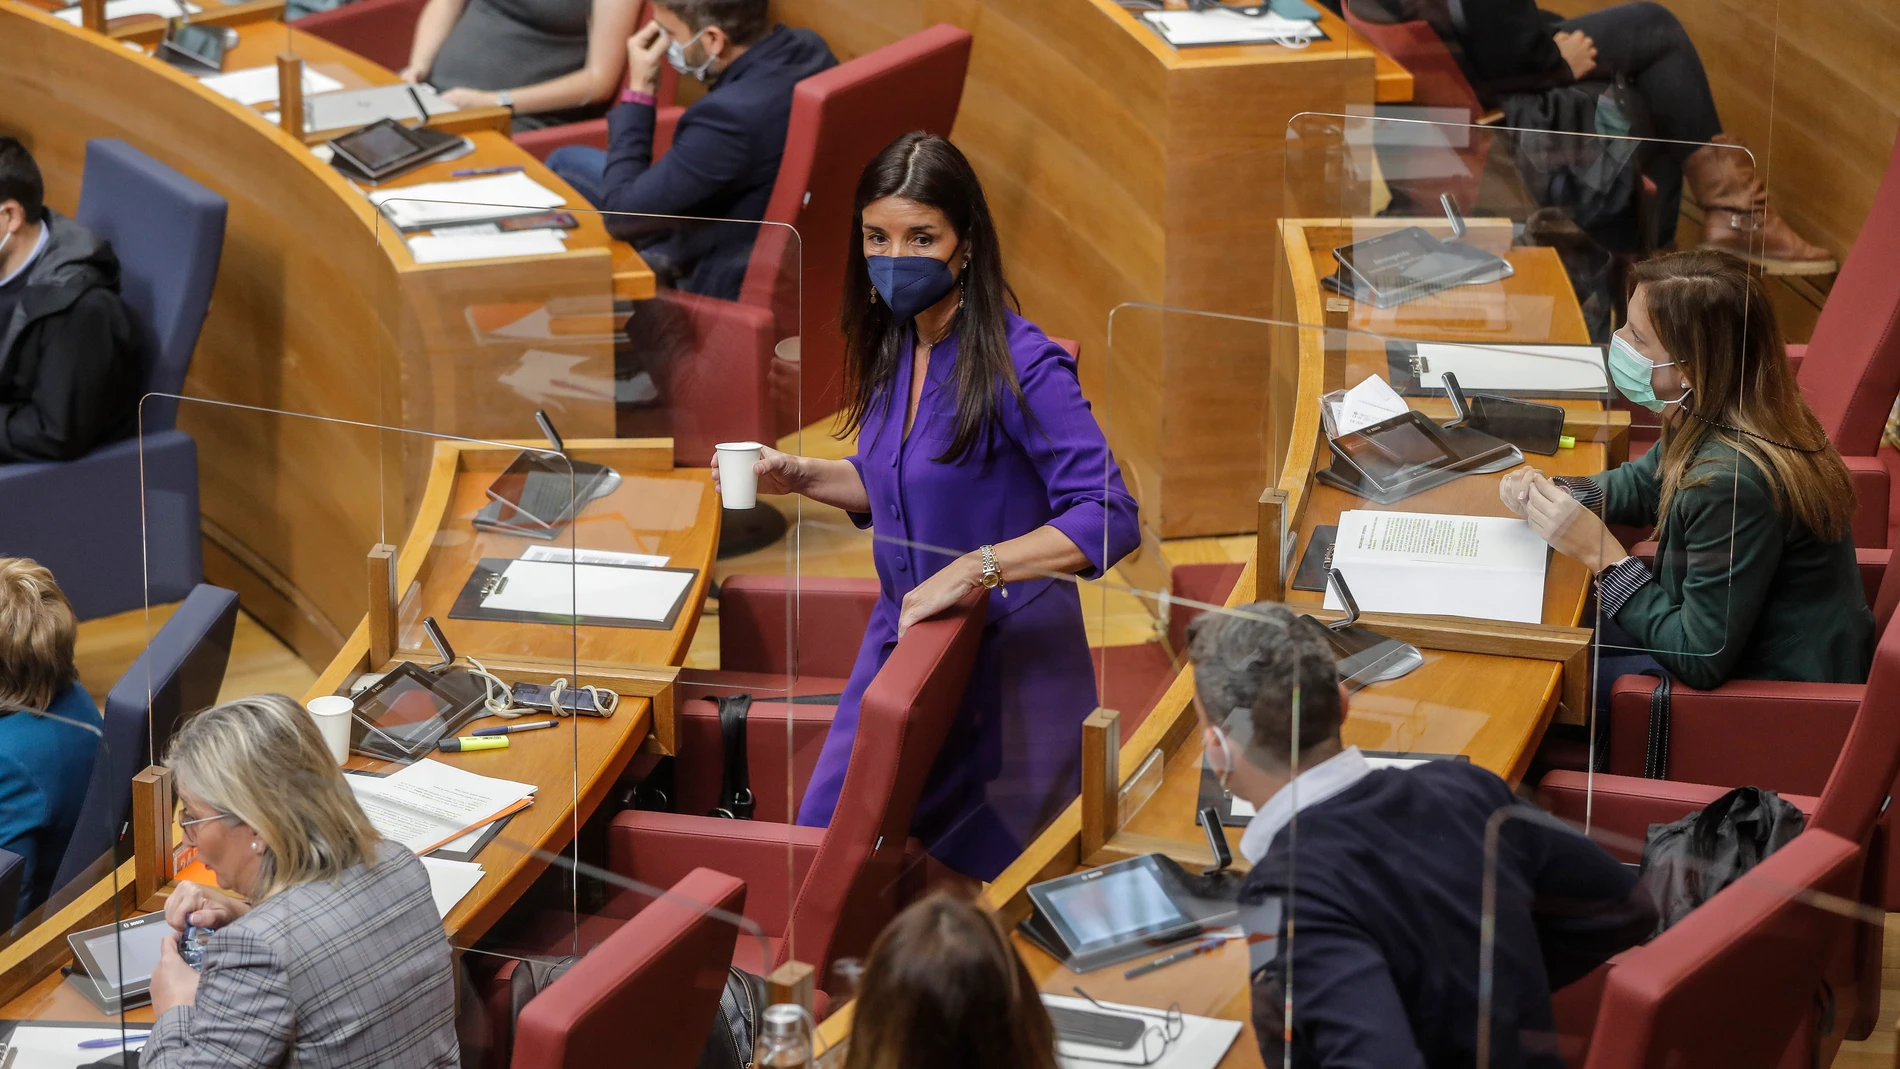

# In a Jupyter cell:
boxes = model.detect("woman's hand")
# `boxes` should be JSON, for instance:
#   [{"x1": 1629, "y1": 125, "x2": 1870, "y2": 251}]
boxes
[
  {"x1": 711, "y1": 445, "x2": 808, "y2": 498},
  {"x1": 1498, "y1": 466, "x2": 1545, "y2": 518},
  {"x1": 1522, "y1": 473, "x2": 1625, "y2": 573},
  {"x1": 398, "y1": 64, "x2": 427, "y2": 84},
  {"x1": 149, "y1": 931, "x2": 201, "y2": 1016},
  {"x1": 1553, "y1": 29, "x2": 1598, "y2": 80},
  {"x1": 165, "y1": 881, "x2": 247, "y2": 931},
  {"x1": 625, "y1": 22, "x2": 668, "y2": 95},
  {"x1": 898, "y1": 554, "x2": 983, "y2": 637},
  {"x1": 439, "y1": 87, "x2": 503, "y2": 108}
]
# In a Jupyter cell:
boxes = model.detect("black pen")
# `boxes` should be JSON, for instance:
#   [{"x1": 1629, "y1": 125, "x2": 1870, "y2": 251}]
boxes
[
  {"x1": 1123, "y1": 934, "x2": 1229, "y2": 980},
  {"x1": 471, "y1": 719, "x2": 560, "y2": 737}
]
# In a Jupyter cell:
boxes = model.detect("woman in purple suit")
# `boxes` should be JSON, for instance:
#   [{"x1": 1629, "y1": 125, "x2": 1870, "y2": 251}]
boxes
[{"x1": 722, "y1": 133, "x2": 1139, "y2": 880}]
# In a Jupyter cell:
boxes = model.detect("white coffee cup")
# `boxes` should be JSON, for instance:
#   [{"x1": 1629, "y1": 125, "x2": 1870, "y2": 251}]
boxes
[
  {"x1": 715, "y1": 441, "x2": 764, "y2": 510},
  {"x1": 306, "y1": 695, "x2": 353, "y2": 765}
]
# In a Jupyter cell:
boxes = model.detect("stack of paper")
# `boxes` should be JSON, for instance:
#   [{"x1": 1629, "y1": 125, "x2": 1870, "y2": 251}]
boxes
[
  {"x1": 198, "y1": 65, "x2": 345, "y2": 106},
  {"x1": 406, "y1": 229, "x2": 569, "y2": 264},
  {"x1": 1141, "y1": 9, "x2": 1321, "y2": 47},
  {"x1": 1324, "y1": 510, "x2": 1548, "y2": 624},
  {"x1": 370, "y1": 173, "x2": 567, "y2": 230},
  {"x1": 2, "y1": 1025, "x2": 149, "y2": 1069},
  {"x1": 54, "y1": 0, "x2": 196, "y2": 23},
  {"x1": 1330, "y1": 374, "x2": 1409, "y2": 435},
  {"x1": 348, "y1": 760, "x2": 537, "y2": 855},
  {"x1": 419, "y1": 856, "x2": 486, "y2": 918}
]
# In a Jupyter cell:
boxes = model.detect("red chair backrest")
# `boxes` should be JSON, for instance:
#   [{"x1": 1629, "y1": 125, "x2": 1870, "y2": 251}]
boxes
[
  {"x1": 1797, "y1": 132, "x2": 1900, "y2": 456},
  {"x1": 1337, "y1": 10, "x2": 1484, "y2": 120},
  {"x1": 1581, "y1": 828, "x2": 1859, "y2": 1069},
  {"x1": 736, "y1": 24, "x2": 973, "y2": 431},
  {"x1": 293, "y1": 0, "x2": 429, "y2": 72},
  {"x1": 1813, "y1": 589, "x2": 1900, "y2": 842},
  {"x1": 511, "y1": 868, "x2": 745, "y2": 1069},
  {"x1": 780, "y1": 589, "x2": 987, "y2": 977}
]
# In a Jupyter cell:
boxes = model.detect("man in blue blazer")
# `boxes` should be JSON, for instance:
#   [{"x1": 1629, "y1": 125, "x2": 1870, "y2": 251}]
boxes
[
  {"x1": 546, "y1": 0, "x2": 836, "y2": 300},
  {"x1": 0, "y1": 558, "x2": 103, "y2": 922}
]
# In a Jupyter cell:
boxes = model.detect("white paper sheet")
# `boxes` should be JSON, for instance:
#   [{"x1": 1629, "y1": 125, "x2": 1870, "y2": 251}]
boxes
[
  {"x1": 197, "y1": 65, "x2": 344, "y2": 106},
  {"x1": 1044, "y1": 995, "x2": 1244, "y2": 1069},
  {"x1": 1140, "y1": 9, "x2": 1320, "y2": 47},
  {"x1": 3, "y1": 1025, "x2": 148, "y2": 1069},
  {"x1": 371, "y1": 173, "x2": 566, "y2": 229},
  {"x1": 347, "y1": 761, "x2": 536, "y2": 854},
  {"x1": 1411, "y1": 342, "x2": 1609, "y2": 393},
  {"x1": 482, "y1": 560, "x2": 694, "y2": 623},
  {"x1": 419, "y1": 857, "x2": 486, "y2": 918},
  {"x1": 521, "y1": 545, "x2": 669, "y2": 568},
  {"x1": 54, "y1": 0, "x2": 196, "y2": 22},
  {"x1": 1325, "y1": 510, "x2": 1548, "y2": 624},
  {"x1": 405, "y1": 229, "x2": 568, "y2": 264},
  {"x1": 1335, "y1": 374, "x2": 1410, "y2": 434}
]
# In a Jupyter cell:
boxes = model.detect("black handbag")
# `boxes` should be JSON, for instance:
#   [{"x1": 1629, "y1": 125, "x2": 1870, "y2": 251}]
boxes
[
  {"x1": 696, "y1": 967, "x2": 769, "y2": 1069},
  {"x1": 711, "y1": 694, "x2": 755, "y2": 819}
]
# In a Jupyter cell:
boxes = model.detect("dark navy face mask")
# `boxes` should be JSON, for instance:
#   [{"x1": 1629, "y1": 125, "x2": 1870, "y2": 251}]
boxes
[{"x1": 867, "y1": 254, "x2": 959, "y2": 321}]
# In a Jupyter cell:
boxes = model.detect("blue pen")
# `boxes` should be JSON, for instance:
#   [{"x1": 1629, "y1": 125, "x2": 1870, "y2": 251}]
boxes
[
  {"x1": 472, "y1": 719, "x2": 560, "y2": 736},
  {"x1": 78, "y1": 1035, "x2": 150, "y2": 1049},
  {"x1": 451, "y1": 165, "x2": 526, "y2": 177}
]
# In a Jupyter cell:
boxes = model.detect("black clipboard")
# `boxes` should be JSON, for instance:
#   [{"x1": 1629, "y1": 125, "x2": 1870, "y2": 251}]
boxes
[{"x1": 449, "y1": 557, "x2": 697, "y2": 631}]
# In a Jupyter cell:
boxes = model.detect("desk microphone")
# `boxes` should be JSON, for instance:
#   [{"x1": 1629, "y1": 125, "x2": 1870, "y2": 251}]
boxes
[{"x1": 534, "y1": 409, "x2": 566, "y2": 456}]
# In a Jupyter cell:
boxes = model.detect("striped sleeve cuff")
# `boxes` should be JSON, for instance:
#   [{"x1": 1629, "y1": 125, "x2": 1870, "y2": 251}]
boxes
[
  {"x1": 1551, "y1": 475, "x2": 1605, "y2": 516},
  {"x1": 1596, "y1": 556, "x2": 1652, "y2": 618}
]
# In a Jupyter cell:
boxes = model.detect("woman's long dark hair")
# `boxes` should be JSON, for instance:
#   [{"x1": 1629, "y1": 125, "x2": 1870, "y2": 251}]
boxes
[
  {"x1": 837, "y1": 132, "x2": 1025, "y2": 463},
  {"x1": 843, "y1": 892, "x2": 1059, "y2": 1069}
]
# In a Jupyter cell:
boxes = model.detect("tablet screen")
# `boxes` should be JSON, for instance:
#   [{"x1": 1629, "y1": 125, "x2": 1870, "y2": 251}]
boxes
[
  {"x1": 1043, "y1": 864, "x2": 1188, "y2": 950},
  {"x1": 334, "y1": 122, "x2": 427, "y2": 171},
  {"x1": 82, "y1": 919, "x2": 171, "y2": 989},
  {"x1": 1336, "y1": 418, "x2": 1454, "y2": 486}
]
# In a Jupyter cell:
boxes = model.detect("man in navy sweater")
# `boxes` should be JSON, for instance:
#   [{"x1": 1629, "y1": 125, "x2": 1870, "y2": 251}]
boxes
[
  {"x1": 547, "y1": 0, "x2": 836, "y2": 300},
  {"x1": 1186, "y1": 604, "x2": 1654, "y2": 1068}
]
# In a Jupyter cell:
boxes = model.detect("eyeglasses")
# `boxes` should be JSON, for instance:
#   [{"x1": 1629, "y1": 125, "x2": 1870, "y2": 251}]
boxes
[
  {"x1": 178, "y1": 808, "x2": 233, "y2": 843},
  {"x1": 1072, "y1": 986, "x2": 1185, "y2": 1066}
]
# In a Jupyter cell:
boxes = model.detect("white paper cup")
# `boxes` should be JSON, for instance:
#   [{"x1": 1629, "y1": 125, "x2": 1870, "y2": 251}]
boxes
[
  {"x1": 306, "y1": 695, "x2": 353, "y2": 765},
  {"x1": 715, "y1": 441, "x2": 764, "y2": 510}
]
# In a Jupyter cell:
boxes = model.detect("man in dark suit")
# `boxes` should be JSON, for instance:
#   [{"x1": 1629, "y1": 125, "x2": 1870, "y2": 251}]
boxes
[
  {"x1": 0, "y1": 138, "x2": 141, "y2": 463},
  {"x1": 1186, "y1": 603, "x2": 1654, "y2": 1068},
  {"x1": 547, "y1": 0, "x2": 837, "y2": 300}
]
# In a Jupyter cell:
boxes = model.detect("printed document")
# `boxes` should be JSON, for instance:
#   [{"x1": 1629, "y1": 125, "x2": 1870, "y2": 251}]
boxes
[
  {"x1": 1332, "y1": 374, "x2": 1410, "y2": 435},
  {"x1": 371, "y1": 172, "x2": 566, "y2": 229},
  {"x1": 1141, "y1": 9, "x2": 1320, "y2": 47},
  {"x1": 1411, "y1": 342, "x2": 1608, "y2": 393},
  {"x1": 1323, "y1": 510, "x2": 1548, "y2": 624},
  {"x1": 419, "y1": 857, "x2": 486, "y2": 918},
  {"x1": 405, "y1": 229, "x2": 567, "y2": 264},
  {"x1": 481, "y1": 559, "x2": 693, "y2": 623},
  {"x1": 55, "y1": 0, "x2": 196, "y2": 22},
  {"x1": 198, "y1": 65, "x2": 344, "y2": 106},
  {"x1": 348, "y1": 761, "x2": 536, "y2": 854}
]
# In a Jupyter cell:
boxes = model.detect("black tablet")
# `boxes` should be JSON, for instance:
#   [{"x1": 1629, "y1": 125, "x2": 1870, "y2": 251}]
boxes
[
  {"x1": 328, "y1": 119, "x2": 465, "y2": 184},
  {"x1": 485, "y1": 451, "x2": 615, "y2": 529},
  {"x1": 155, "y1": 21, "x2": 226, "y2": 73},
  {"x1": 1329, "y1": 410, "x2": 1467, "y2": 493},
  {"x1": 349, "y1": 660, "x2": 488, "y2": 761},
  {"x1": 1027, "y1": 856, "x2": 1199, "y2": 962}
]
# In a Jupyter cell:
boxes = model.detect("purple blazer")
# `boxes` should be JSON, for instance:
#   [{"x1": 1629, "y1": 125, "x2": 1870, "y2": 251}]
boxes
[{"x1": 793, "y1": 312, "x2": 1139, "y2": 880}]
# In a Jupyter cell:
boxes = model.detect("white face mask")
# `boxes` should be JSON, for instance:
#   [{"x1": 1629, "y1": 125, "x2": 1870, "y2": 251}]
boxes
[{"x1": 665, "y1": 27, "x2": 716, "y2": 81}]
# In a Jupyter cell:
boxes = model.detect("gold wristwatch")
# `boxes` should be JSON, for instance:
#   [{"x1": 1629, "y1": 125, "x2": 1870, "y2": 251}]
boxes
[{"x1": 979, "y1": 544, "x2": 1008, "y2": 598}]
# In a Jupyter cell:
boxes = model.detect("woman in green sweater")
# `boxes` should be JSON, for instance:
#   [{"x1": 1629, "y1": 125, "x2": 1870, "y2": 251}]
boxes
[{"x1": 1501, "y1": 249, "x2": 1873, "y2": 700}]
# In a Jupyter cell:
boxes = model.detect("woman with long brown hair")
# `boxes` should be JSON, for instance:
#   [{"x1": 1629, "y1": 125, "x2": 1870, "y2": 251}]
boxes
[
  {"x1": 718, "y1": 133, "x2": 1139, "y2": 880},
  {"x1": 845, "y1": 893, "x2": 1058, "y2": 1069},
  {"x1": 1501, "y1": 248, "x2": 1872, "y2": 697}
]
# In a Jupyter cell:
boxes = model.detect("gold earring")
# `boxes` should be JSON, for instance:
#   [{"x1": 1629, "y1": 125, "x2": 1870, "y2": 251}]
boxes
[{"x1": 868, "y1": 287, "x2": 878, "y2": 305}]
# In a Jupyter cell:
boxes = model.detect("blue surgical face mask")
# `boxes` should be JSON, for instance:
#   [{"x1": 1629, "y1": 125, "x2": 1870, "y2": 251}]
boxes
[
  {"x1": 1608, "y1": 331, "x2": 1690, "y2": 413},
  {"x1": 867, "y1": 253, "x2": 960, "y2": 322},
  {"x1": 666, "y1": 28, "x2": 716, "y2": 81}
]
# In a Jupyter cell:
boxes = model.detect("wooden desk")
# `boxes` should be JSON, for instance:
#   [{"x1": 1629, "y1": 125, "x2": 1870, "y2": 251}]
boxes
[
  {"x1": 2, "y1": 2, "x2": 656, "y2": 674},
  {"x1": 0, "y1": 438, "x2": 716, "y2": 1020}
]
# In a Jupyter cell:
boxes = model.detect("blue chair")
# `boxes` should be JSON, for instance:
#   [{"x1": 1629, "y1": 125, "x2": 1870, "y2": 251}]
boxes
[
  {"x1": 0, "y1": 847, "x2": 23, "y2": 934},
  {"x1": 0, "y1": 139, "x2": 226, "y2": 621},
  {"x1": 46, "y1": 584, "x2": 238, "y2": 901}
]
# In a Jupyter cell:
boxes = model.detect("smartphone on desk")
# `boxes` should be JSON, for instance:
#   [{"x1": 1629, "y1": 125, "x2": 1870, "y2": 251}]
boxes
[
  {"x1": 498, "y1": 211, "x2": 580, "y2": 231},
  {"x1": 511, "y1": 681, "x2": 603, "y2": 714}
]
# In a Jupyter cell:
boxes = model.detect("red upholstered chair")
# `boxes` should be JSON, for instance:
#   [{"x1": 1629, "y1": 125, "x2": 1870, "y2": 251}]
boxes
[
  {"x1": 605, "y1": 589, "x2": 986, "y2": 994},
  {"x1": 485, "y1": 868, "x2": 745, "y2": 1069},
  {"x1": 651, "y1": 24, "x2": 972, "y2": 464},
  {"x1": 1573, "y1": 829, "x2": 1862, "y2": 1069},
  {"x1": 1540, "y1": 592, "x2": 1900, "y2": 1047},
  {"x1": 293, "y1": 0, "x2": 428, "y2": 72},
  {"x1": 1091, "y1": 561, "x2": 1246, "y2": 742}
]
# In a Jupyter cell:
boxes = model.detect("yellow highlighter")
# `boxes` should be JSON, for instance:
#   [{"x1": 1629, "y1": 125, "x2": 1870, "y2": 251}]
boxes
[{"x1": 437, "y1": 736, "x2": 508, "y2": 753}]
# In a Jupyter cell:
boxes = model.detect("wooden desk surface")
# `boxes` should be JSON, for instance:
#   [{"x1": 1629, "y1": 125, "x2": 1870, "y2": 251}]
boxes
[
  {"x1": 0, "y1": 439, "x2": 716, "y2": 1023},
  {"x1": 1087, "y1": 0, "x2": 1414, "y2": 102}
]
